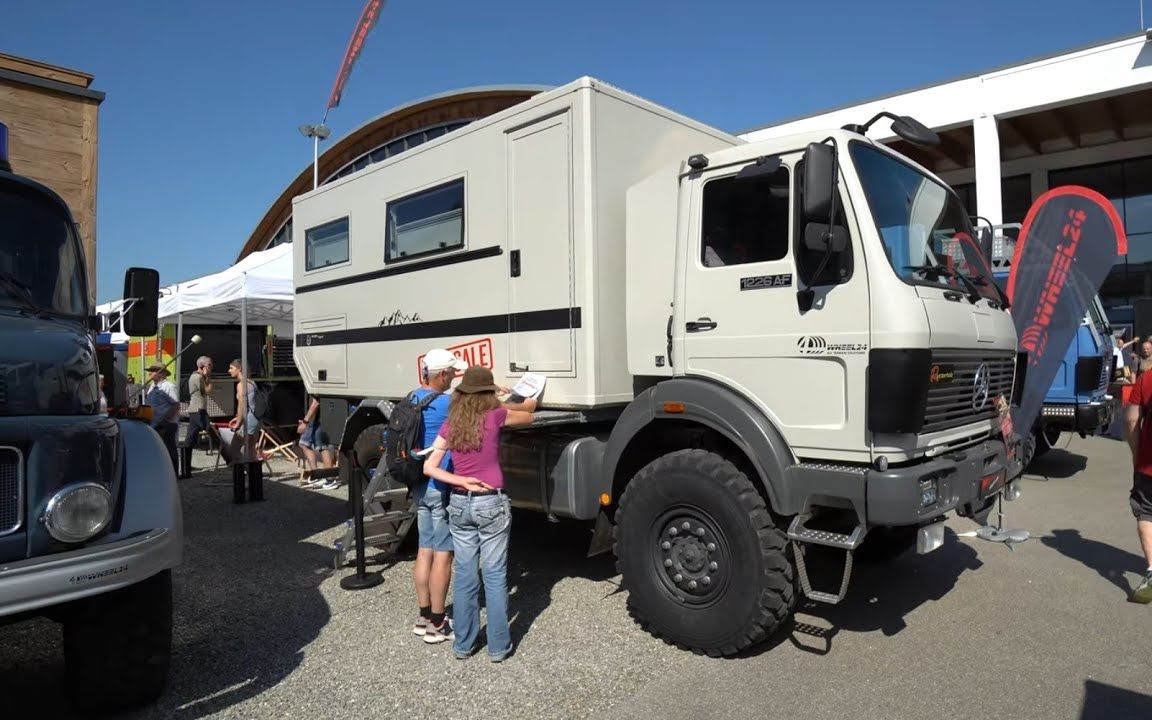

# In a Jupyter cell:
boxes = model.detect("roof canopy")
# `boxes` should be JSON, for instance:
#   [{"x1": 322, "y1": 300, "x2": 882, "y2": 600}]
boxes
[
  {"x1": 158, "y1": 243, "x2": 293, "y2": 331},
  {"x1": 97, "y1": 243, "x2": 294, "y2": 336}
]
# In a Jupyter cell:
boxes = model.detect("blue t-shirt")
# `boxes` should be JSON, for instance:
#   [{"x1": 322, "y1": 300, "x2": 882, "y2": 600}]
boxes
[{"x1": 411, "y1": 387, "x2": 451, "y2": 490}]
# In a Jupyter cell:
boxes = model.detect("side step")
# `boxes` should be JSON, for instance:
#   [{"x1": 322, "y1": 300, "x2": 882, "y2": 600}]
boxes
[{"x1": 787, "y1": 515, "x2": 865, "y2": 605}]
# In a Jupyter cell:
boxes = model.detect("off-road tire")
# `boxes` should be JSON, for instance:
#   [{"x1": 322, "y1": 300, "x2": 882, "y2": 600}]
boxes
[
  {"x1": 63, "y1": 569, "x2": 173, "y2": 713},
  {"x1": 1031, "y1": 427, "x2": 1061, "y2": 459},
  {"x1": 613, "y1": 449, "x2": 794, "y2": 656}
]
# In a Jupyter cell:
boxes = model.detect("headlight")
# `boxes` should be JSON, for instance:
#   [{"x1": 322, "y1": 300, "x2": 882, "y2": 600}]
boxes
[{"x1": 43, "y1": 482, "x2": 113, "y2": 543}]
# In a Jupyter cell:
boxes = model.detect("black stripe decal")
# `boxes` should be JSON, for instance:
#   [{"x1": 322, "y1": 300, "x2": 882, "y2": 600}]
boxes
[
  {"x1": 297, "y1": 246, "x2": 504, "y2": 294},
  {"x1": 297, "y1": 307, "x2": 581, "y2": 346}
]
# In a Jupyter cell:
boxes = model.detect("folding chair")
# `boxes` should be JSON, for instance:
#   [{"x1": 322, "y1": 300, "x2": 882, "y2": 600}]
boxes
[{"x1": 257, "y1": 422, "x2": 304, "y2": 474}]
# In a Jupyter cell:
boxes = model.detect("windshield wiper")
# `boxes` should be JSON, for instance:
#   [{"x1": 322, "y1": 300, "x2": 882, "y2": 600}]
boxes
[
  {"x1": 904, "y1": 264, "x2": 983, "y2": 304},
  {"x1": 0, "y1": 270, "x2": 43, "y2": 315}
]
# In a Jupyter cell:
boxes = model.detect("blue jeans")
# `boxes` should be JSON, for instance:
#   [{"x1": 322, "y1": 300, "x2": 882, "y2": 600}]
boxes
[
  {"x1": 447, "y1": 492, "x2": 511, "y2": 659},
  {"x1": 414, "y1": 481, "x2": 453, "y2": 551}
]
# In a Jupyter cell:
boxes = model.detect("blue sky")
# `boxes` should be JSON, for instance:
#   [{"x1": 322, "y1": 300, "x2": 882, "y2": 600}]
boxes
[{"x1": 1, "y1": 0, "x2": 1144, "y2": 303}]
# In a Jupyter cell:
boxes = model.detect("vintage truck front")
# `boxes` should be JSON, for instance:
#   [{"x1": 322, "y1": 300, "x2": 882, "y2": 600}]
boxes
[{"x1": 0, "y1": 124, "x2": 180, "y2": 712}]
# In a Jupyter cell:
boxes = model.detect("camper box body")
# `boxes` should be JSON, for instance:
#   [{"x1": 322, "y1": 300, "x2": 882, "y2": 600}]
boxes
[{"x1": 292, "y1": 78, "x2": 739, "y2": 406}]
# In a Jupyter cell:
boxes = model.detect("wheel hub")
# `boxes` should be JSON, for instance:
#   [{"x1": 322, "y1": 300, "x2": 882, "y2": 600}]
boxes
[{"x1": 656, "y1": 511, "x2": 726, "y2": 603}]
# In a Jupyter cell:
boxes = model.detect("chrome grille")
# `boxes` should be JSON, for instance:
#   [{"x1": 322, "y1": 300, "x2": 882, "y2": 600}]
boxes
[
  {"x1": 923, "y1": 351, "x2": 1015, "y2": 434},
  {"x1": 0, "y1": 447, "x2": 21, "y2": 536}
]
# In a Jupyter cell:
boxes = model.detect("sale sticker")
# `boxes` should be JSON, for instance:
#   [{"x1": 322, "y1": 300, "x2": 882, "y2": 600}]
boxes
[{"x1": 417, "y1": 338, "x2": 494, "y2": 381}]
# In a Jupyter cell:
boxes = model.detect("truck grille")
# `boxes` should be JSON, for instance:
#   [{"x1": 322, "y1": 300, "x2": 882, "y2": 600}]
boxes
[
  {"x1": 0, "y1": 447, "x2": 21, "y2": 536},
  {"x1": 923, "y1": 351, "x2": 1015, "y2": 434}
]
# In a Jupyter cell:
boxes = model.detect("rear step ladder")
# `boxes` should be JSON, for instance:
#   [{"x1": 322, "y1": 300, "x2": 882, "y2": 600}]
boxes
[
  {"x1": 330, "y1": 465, "x2": 415, "y2": 569},
  {"x1": 787, "y1": 515, "x2": 865, "y2": 605}
]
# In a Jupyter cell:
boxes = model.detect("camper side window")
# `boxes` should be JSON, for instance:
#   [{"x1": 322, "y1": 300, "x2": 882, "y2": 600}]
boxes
[
  {"x1": 305, "y1": 217, "x2": 350, "y2": 271},
  {"x1": 385, "y1": 179, "x2": 465, "y2": 263},
  {"x1": 701, "y1": 167, "x2": 791, "y2": 268}
]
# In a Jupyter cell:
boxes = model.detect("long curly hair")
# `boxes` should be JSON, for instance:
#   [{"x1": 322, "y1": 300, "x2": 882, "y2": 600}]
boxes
[{"x1": 446, "y1": 391, "x2": 501, "y2": 452}]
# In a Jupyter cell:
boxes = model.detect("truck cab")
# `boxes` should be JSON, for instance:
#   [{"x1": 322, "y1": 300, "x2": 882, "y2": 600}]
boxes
[
  {"x1": 0, "y1": 122, "x2": 180, "y2": 713},
  {"x1": 990, "y1": 247, "x2": 1112, "y2": 462}
]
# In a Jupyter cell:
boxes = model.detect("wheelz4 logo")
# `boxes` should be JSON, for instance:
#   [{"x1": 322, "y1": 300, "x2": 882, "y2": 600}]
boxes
[
  {"x1": 797, "y1": 336, "x2": 828, "y2": 354},
  {"x1": 1020, "y1": 208, "x2": 1086, "y2": 365},
  {"x1": 797, "y1": 336, "x2": 867, "y2": 355}
]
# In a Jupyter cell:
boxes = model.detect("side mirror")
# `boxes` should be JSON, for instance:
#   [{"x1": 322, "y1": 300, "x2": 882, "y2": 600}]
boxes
[
  {"x1": 122, "y1": 267, "x2": 159, "y2": 337},
  {"x1": 802, "y1": 142, "x2": 836, "y2": 219},
  {"x1": 804, "y1": 223, "x2": 848, "y2": 253},
  {"x1": 889, "y1": 115, "x2": 940, "y2": 146}
]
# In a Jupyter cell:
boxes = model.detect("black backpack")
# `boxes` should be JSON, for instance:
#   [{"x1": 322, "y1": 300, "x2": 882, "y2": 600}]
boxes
[
  {"x1": 250, "y1": 383, "x2": 271, "y2": 421},
  {"x1": 383, "y1": 390, "x2": 442, "y2": 487}
]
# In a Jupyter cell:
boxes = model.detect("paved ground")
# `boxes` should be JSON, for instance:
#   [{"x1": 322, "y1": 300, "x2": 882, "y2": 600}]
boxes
[{"x1": 1, "y1": 434, "x2": 1150, "y2": 719}]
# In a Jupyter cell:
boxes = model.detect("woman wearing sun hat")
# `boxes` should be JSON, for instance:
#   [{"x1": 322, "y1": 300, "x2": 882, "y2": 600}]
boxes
[{"x1": 422, "y1": 365, "x2": 536, "y2": 662}]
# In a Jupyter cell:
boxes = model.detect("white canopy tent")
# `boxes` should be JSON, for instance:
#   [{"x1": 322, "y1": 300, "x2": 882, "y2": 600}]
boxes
[{"x1": 97, "y1": 243, "x2": 294, "y2": 385}]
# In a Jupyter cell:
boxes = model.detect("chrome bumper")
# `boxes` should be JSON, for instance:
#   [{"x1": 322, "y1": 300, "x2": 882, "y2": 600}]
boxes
[{"x1": 0, "y1": 528, "x2": 180, "y2": 617}]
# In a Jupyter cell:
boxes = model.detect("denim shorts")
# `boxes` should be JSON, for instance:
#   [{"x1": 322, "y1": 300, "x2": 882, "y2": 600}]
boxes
[
  {"x1": 415, "y1": 481, "x2": 453, "y2": 552},
  {"x1": 299, "y1": 422, "x2": 333, "y2": 451}
]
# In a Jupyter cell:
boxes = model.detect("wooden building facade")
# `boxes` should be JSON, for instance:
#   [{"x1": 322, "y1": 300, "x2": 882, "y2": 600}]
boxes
[{"x1": 0, "y1": 52, "x2": 104, "y2": 302}]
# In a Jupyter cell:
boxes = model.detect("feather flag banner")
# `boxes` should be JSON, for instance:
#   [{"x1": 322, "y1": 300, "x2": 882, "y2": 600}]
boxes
[
  {"x1": 1006, "y1": 185, "x2": 1127, "y2": 435},
  {"x1": 326, "y1": 0, "x2": 386, "y2": 116}
]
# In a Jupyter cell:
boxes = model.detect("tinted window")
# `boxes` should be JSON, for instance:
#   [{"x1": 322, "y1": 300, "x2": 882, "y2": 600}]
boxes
[
  {"x1": 701, "y1": 167, "x2": 790, "y2": 267},
  {"x1": 386, "y1": 179, "x2": 465, "y2": 263},
  {"x1": 0, "y1": 183, "x2": 87, "y2": 315},
  {"x1": 305, "y1": 217, "x2": 349, "y2": 271}
]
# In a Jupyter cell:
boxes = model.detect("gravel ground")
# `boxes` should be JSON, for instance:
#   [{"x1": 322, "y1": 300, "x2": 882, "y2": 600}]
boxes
[{"x1": 1, "y1": 435, "x2": 1150, "y2": 719}]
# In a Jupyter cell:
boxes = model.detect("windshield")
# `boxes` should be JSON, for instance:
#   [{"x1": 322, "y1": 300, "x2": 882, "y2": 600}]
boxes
[
  {"x1": 850, "y1": 142, "x2": 998, "y2": 301},
  {"x1": 0, "y1": 182, "x2": 88, "y2": 316}
]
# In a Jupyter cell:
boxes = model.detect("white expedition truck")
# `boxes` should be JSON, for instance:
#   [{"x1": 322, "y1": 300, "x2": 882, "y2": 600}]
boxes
[{"x1": 292, "y1": 77, "x2": 1023, "y2": 656}]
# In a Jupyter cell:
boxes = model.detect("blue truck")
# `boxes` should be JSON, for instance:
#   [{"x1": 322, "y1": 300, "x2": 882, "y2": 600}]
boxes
[{"x1": 990, "y1": 265, "x2": 1113, "y2": 465}]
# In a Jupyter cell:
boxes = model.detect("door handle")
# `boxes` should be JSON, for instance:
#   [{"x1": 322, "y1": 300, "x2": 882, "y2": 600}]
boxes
[{"x1": 686, "y1": 317, "x2": 717, "y2": 332}]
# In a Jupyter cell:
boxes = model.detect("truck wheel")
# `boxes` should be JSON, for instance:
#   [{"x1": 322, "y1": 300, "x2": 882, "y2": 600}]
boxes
[
  {"x1": 63, "y1": 569, "x2": 172, "y2": 713},
  {"x1": 353, "y1": 422, "x2": 386, "y2": 470},
  {"x1": 613, "y1": 449, "x2": 794, "y2": 656},
  {"x1": 1030, "y1": 427, "x2": 1061, "y2": 460}
]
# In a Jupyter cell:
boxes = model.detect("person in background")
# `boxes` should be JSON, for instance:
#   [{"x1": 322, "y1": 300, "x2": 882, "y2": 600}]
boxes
[
  {"x1": 227, "y1": 359, "x2": 263, "y2": 503},
  {"x1": 298, "y1": 395, "x2": 337, "y2": 489},
  {"x1": 125, "y1": 373, "x2": 140, "y2": 408},
  {"x1": 1120, "y1": 367, "x2": 1152, "y2": 604},
  {"x1": 98, "y1": 373, "x2": 108, "y2": 415},
  {"x1": 408, "y1": 349, "x2": 467, "y2": 644},
  {"x1": 180, "y1": 356, "x2": 213, "y2": 479},
  {"x1": 1136, "y1": 338, "x2": 1152, "y2": 378},
  {"x1": 423, "y1": 366, "x2": 537, "y2": 662},
  {"x1": 145, "y1": 363, "x2": 179, "y2": 474}
]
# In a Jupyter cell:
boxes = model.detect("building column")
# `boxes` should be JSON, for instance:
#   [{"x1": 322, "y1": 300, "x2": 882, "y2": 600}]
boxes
[{"x1": 973, "y1": 115, "x2": 1003, "y2": 228}]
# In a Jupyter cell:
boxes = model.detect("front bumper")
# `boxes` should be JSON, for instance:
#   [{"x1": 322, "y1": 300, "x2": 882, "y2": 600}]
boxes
[
  {"x1": 1040, "y1": 401, "x2": 1111, "y2": 434},
  {"x1": 0, "y1": 527, "x2": 179, "y2": 618},
  {"x1": 867, "y1": 439, "x2": 1014, "y2": 526}
]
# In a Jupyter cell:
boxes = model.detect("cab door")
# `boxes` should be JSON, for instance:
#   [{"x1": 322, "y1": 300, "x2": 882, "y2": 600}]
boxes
[{"x1": 675, "y1": 152, "x2": 872, "y2": 460}]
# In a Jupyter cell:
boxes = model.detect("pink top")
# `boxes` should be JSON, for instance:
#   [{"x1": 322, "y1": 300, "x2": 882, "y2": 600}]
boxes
[{"x1": 438, "y1": 407, "x2": 508, "y2": 489}]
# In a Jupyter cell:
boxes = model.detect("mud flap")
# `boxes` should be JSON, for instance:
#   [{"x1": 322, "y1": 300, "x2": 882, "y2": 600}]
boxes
[{"x1": 586, "y1": 509, "x2": 614, "y2": 558}]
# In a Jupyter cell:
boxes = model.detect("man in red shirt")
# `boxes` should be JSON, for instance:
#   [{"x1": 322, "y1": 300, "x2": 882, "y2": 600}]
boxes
[{"x1": 1121, "y1": 371, "x2": 1152, "y2": 603}]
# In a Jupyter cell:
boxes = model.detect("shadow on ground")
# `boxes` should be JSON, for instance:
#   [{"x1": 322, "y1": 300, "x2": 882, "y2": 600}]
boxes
[
  {"x1": 1040, "y1": 528, "x2": 1147, "y2": 598},
  {"x1": 1025, "y1": 447, "x2": 1089, "y2": 480},
  {"x1": 0, "y1": 466, "x2": 348, "y2": 719},
  {"x1": 1081, "y1": 679, "x2": 1152, "y2": 720},
  {"x1": 775, "y1": 529, "x2": 984, "y2": 656}
]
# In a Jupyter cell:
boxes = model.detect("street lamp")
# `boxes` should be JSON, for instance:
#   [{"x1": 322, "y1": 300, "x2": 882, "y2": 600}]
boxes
[{"x1": 299, "y1": 123, "x2": 332, "y2": 190}]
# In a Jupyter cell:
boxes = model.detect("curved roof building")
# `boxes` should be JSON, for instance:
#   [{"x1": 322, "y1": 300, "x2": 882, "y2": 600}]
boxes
[{"x1": 239, "y1": 85, "x2": 548, "y2": 261}]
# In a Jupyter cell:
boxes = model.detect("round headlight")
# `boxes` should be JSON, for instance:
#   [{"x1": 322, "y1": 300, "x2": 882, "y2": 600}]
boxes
[{"x1": 44, "y1": 482, "x2": 113, "y2": 543}]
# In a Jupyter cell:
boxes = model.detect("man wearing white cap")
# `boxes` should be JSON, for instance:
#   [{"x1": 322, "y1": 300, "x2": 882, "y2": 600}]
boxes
[{"x1": 411, "y1": 348, "x2": 467, "y2": 643}]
